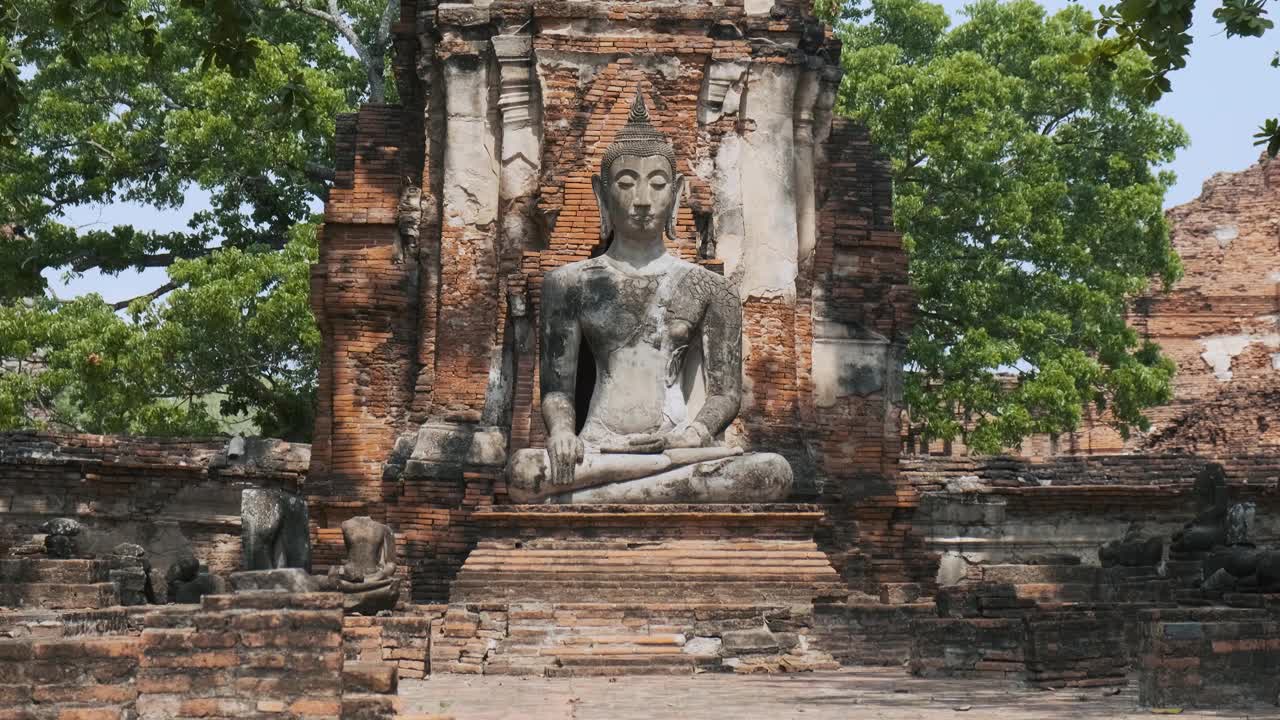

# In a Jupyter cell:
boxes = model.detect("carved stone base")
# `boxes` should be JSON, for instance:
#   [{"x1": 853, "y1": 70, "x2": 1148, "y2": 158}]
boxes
[{"x1": 432, "y1": 504, "x2": 848, "y2": 675}]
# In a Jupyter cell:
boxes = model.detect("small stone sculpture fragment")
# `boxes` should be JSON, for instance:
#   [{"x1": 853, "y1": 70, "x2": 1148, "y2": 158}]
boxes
[
  {"x1": 326, "y1": 516, "x2": 401, "y2": 614},
  {"x1": 108, "y1": 542, "x2": 156, "y2": 605},
  {"x1": 1099, "y1": 524, "x2": 1164, "y2": 568},
  {"x1": 39, "y1": 518, "x2": 82, "y2": 559},
  {"x1": 1171, "y1": 464, "x2": 1230, "y2": 554},
  {"x1": 165, "y1": 556, "x2": 227, "y2": 604},
  {"x1": 241, "y1": 487, "x2": 312, "y2": 571},
  {"x1": 506, "y1": 91, "x2": 793, "y2": 503}
]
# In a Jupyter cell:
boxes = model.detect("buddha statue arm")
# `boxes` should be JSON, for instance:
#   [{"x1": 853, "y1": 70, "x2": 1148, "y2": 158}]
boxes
[
  {"x1": 691, "y1": 272, "x2": 743, "y2": 438},
  {"x1": 539, "y1": 268, "x2": 585, "y2": 485}
]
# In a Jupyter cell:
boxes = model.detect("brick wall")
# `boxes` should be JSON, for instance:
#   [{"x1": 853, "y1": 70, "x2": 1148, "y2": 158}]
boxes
[
  {"x1": 307, "y1": 0, "x2": 919, "y2": 603},
  {"x1": 1138, "y1": 606, "x2": 1280, "y2": 708},
  {"x1": 0, "y1": 593, "x2": 407, "y2": 720},
  {"x1": 0, "y1": 432, "x2": 308, "y2": 580}
]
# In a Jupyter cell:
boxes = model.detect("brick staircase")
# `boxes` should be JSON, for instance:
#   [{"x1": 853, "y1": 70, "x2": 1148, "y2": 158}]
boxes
[
  {"x1": 0, "y1": 559, "x2": 120, "y2": 610},
  {"x1": 341, "y1": 660, "x2": 401, "y2": 719},
  {"x1": 453, "y1": 540, "x2": 848, "y2": 604}
]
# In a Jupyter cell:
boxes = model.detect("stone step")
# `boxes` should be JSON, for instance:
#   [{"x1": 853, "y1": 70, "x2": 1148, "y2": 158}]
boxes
[
  {"x1": 342, "y1": 661, "x2": 398, "y2": 695},
  {"x1": 467, "y1": 549, "x2": 830, "y2": 560},
  {"x1": 0, "y1": 559, "x2": 109, "y2": 584},
  {"x1": 556, "y1": 633, "x2": 686, "y2": 646},
  {"x1": 545, "y1": 662, "x2": 697, "y2": 677},
  {"x1": 552, "y1": 652, "x2": 697, "y2": 666},
  {"x1": 1013, "y1": 583, "x2": 1101, "y2": 603},
  {"x1": 457, "y1": 573, "x2": 841, "y2": 584},
  {"x1": 540, "y1": 644, "x2": 686, "y2": 657},
  {"x1": 0, "y1": 582, "x2": 119, "y2": 610},
  {"x1": 981, "y1": 565, "x2": 1101, "y2": 585},
  {"x1": 465, "y1": 557, "x2": 835, "y2": 569},
  {"x1": 451, "y1": 581, "x2": 848, "y2": 604},
  {"x1": 340, "y1": 693, "x2": 399, "y2": 720}
]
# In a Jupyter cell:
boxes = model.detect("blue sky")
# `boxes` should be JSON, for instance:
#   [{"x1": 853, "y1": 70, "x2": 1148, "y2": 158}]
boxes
[{"x1": 49, "y1": 0, "x2": 1275, "y2": 302}]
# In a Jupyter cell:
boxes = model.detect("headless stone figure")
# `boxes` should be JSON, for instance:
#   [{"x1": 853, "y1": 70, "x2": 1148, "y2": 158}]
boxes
[
  {"x1": 507, "y1": 92, "x2": 792, "y2": 504},
  {"x1": 327, "y1": 516, "x2": 400, "y2": 614},
  {"x1": 1171, "y1": 463, "x2": 1230, "y2": 554}
]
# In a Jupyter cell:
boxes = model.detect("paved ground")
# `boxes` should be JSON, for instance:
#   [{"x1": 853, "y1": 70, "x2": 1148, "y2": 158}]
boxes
[{"x1": 402, "y1": 668, "x2": 1274, "y2": 719}]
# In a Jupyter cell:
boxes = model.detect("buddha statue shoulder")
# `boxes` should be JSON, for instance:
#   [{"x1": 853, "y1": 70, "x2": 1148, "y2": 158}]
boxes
[{"x1": 507, "y1": 92, "x2": 793, "y2": 504}]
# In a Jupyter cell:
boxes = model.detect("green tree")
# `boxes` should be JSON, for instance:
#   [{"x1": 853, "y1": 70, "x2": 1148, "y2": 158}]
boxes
[
  {"x1": 1083, "y1": 0, "x2": 1278, "y2": 154},
  {"x1": 0, "y1": 0, "x2": 397, "y2": 438},
  {"x1": 838, "y1": 0, "x2": 1187, "y2": 452},
  {"x1": 0, "y1": 227, "x2": 318, "y2": 438}
]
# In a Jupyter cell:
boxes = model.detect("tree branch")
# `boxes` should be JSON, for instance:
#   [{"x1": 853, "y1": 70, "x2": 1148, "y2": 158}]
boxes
[
  {"x1": 305, "y1": 161, "x2": 335, "y2": 182},
  {"x1": 284, "y1": 0, "x2": 386, "y2": 102},
  {"x1": 112, "y1": 281, "x2": 179, "y2": 311},
  {"x1": 376, "y1": 0, "x2": 399, "y2": 51},
  {"x1": 70, "y1": 252, "x2": 187, "y2": 273}
]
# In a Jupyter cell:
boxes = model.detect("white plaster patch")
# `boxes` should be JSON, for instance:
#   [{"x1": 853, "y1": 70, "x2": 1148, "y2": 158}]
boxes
[
  {"x1": 1213, "y1": 225, "x2": 1238, "y2": 248},
  {"x1": 1272, "y1": 352, "x2": 1280, "y2": 371},
  {"x1": 1200, "y1": 332, "x2": 1280, "y2": 381}
]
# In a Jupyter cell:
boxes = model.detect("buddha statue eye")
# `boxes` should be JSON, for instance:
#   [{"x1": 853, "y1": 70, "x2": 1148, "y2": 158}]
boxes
[
  {"x1": 615, "y1": 177, "x2": 636, "y2": 190},
  {"x1": 651, "y1": 179, "x2": 667, "y2": 191}
]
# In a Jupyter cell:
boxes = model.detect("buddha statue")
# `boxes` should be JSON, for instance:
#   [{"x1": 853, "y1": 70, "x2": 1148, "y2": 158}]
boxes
[
  {"x1": 507, "y1": 92, "x2": 793, "y2": 504},
  {"x1": 325, "y1": 516, "x2": 401, "y2": 614}
]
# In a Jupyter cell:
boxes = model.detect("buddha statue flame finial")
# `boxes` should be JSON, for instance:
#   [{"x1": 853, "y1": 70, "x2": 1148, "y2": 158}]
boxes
[
  {"x1": 600, "y1": 90, "x2": 677, "y2": 183},
  {"x1": 596, "y1": 90, "x2": 682, "y2": 242}
]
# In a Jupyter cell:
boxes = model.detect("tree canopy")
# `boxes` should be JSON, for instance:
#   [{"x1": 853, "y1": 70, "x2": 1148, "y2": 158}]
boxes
[
  {"x1": 3, "y1": 0, "x2": 1193, "y2": 453},
  {"x1": 0, "y1": 0, "x2": 396, "y2": 439},
  {"x1": 1084, "y1": 0, "x2": 1278, "y2": 154},
  {"x1": 837, "y1": 0, "x2": 1187, "y2": 452}
]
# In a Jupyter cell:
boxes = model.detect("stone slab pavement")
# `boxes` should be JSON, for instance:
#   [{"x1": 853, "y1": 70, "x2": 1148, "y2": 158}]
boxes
[{"x1": 402, "y1": 668, "x2": 1275, "y2": 719}]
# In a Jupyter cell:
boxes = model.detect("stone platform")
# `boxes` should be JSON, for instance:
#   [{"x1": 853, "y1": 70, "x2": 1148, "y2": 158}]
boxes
[
  {"x1": 0, "y1": 559, "x2": 120, "y2": 610},
  {"x1": 432, "y1": 504, "x2": 848, "y2": 676}
]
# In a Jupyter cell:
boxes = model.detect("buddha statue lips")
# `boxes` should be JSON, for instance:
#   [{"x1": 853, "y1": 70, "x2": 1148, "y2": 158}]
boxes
[{"x1": 506, "y1": 91, "x2": 793, "y2": 504}]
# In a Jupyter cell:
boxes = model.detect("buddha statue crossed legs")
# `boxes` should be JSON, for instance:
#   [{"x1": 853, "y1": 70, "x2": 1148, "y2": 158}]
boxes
[{"x1": 507, "y1": 92, "x2": 793, "y2": 504}]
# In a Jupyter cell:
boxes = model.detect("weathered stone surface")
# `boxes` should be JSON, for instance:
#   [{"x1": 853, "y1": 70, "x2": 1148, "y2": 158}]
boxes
[
  {"x1": 505, "y1": 93, "x2": 794, "y2": 505},
  {"x1": 1099, "y1": 526, "x2": 1164, "y2": 568},
  {"x1": 229, "y1": 568, "x2": 322, "y2": 593},
  {"x1": 326, "y1": 516, "x2": 401, "y2": 615},
  {"x1": 39, "y1": 518, "x2": 81, "y2": 559},
  {"x1": 108, "y1": 542, "x2": 154, "y2": 606},
  {"x1": 343, "y1": 661, "x2": 398, "y2": 695},
  {"x1": 721, "y1": 628, "x2": 779, "y2": 654},
  {"x1": 241, "y1": 488, "x2": 311, "y2": 571}
]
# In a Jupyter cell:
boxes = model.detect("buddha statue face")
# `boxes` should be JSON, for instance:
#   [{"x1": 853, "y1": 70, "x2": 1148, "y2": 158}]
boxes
[
  {"x1": 591, "y1": 91, "x2": 685, "y2": 243},
  {"x1": 599, "y1": 155, "x2": 681, "y2": 239}
]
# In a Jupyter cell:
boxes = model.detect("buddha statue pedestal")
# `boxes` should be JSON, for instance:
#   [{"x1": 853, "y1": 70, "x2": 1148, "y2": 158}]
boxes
[{"x1": 431, "y1": 504, "x2": 848, "y2": 676}]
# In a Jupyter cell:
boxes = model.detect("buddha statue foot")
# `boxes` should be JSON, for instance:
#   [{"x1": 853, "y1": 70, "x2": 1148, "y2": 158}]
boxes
[{"x1": 508, "y1": 450, "x2": 792, "y2": 504}]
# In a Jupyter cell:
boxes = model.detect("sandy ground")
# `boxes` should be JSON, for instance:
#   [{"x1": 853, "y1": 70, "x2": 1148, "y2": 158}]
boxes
[{"x1": 401, "y1": 667, "x2": 1275, "y2": 719}]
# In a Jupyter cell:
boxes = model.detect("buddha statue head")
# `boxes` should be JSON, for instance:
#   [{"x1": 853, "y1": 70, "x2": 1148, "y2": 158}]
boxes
[{"x1": 592, "y1": 90, "x2": 686, "y2": 244}]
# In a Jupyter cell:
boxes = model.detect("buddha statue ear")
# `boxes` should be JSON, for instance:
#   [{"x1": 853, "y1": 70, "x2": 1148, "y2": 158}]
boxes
[
  {"x1": 665, "y1": 173, "x2": 686, "y2": 242},
  {"x1": 591, "y1": 173, "x2": 612, "y2": 244}
]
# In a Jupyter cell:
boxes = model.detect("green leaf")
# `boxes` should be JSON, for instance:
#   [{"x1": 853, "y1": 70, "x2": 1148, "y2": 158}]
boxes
[{"x1": 843, "y1": 0, "x2": 1185, "y2": 451}]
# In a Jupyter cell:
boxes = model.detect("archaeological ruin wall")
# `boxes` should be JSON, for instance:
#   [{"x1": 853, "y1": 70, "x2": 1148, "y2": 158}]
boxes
[{"x1": 305, "y1": 0, "x2": 916, "y2": 601}]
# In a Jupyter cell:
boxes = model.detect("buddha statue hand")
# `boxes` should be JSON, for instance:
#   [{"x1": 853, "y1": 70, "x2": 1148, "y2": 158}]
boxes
[
  {"x1": 547, "y1": 429, "x2": 585, "y2": 487},
  {"x1": 604, "y1": 422, "x2": 713, "y2": 454}
]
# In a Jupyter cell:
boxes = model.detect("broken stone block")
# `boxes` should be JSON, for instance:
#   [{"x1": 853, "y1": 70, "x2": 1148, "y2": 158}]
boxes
[
  {"x1": 721, "y1": 627, "x2": 779, "y2": 654},
  {"x1": 39, "y1": 518, "x2": 82, "y2": 559},
  {"x1": 230, "y1": 568, "x2": 322, "y2": 593}
]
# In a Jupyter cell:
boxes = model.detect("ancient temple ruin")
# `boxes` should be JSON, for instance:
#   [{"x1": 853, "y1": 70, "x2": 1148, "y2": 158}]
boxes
[{"x1": 2, "y1": 0, "x2": 1279, "y2": 715}]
